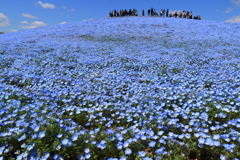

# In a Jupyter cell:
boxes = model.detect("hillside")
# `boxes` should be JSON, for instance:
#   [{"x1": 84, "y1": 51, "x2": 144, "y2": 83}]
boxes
[{"x1": 0, "y1": 17, "x2": 240, "y2": 159}]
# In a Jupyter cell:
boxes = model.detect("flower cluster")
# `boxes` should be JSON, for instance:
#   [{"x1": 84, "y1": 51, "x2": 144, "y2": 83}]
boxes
[{"x1": 0, "y1": 17, "x2": 240, "y2": 159}]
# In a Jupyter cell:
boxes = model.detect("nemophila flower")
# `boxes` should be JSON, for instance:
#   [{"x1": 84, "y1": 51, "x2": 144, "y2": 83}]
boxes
[
  {"x1": 18, "y1": 134, "x2": 26, "y2": 141},
  {"x1": 16, "y1": 155, "x2": 23, "y2": 160},
  {"x1": 117, "y1": 144, "x2": 123, "y2": 150},
  {"x1": 138, "y1": 151, "x2": 146, "y2": 157},
  {"x1": 27, "y1": 143, "x2": 35, "y2": 151},
  {"x1": 61, "y1": 138, "x2": 69, "y2": 146},
  {"x1": 119, "y1": 156, "x2": 127, "y2": 160},
  {"x1": 42, "y1": 152, "x2": 50, "y2": 158},
  {"x1": 30, "y1": 124, "x2": 40, "y2": 132},
  {"x1": 143, "y1": 157, "x2": 153, "y2": 160},
  {"x1": 84, "y1": 148, "x2": 90, "y2": 153},
  {"x1": 212, "y1": 140, "x2": 221, "y2": 147},
  {"x1": 125, "y1": 148, "x2": 132, "y2": 155},
  {"x1": 3, "y1": 148, "x2": 9, "y2": 153},
  {"x1": 0, "y1": 147, "x2": 4, "y2": 154},
  {"x1": 108, "y1": 136, "x2": 115, "y2": 141},
  {"x1": 210, "y1": 126, "x2": 216, "y2": 130},
  {"x1": 155, "y1": 146, "x2": 165, "y2": 155},
  {"x1": 159, "y1": 138, "x2": 166, "y2": 144},
  {"x1": 185, "y1": 133, "x2": 191, "y2": 139},
  {"x1": 158, "y1": 131, "x2": 164, "y2": 135},
  {"x1": 141, "y1": 135, "x2": 147, "y2": 140},
  {"x1": 205, "y1": 138, "x2": 213, "y2": 146},
  {"x1": 123, "y1": 140, "x2": 130, "y2": 148},
  {"x1": 220, "y1": 155, "x2": 226, "y2": 160},
  {"x1": 106, "y1": 128, "x2": 115, "y2": 134},
  {"x1": 213, "y1": 134, "x2": 220, "y2": 140},
  {"x1": 178, "y1": 134, "x2": 184, "y2": 139},
  {"x1": 100, "y1": 140, "x2": 107, "y2": 144},
  {"x1": 156, "y1": 156, "x2": 162, "y2": 160},
  {"x1": 236, "y1": 123, "x2": 240, "y2": 128},
  {"x1": 198, "y1": 137, "x2": 205, "y2": 144},
  {"x1": 71, "y1": 133, "x2": 78, "y2": 141},
  {"x1": 96, "y1": 143, "x2": 106, "y2": 149},
  {"x1": 85, "y1": 153, "x2": 91, "y2": 159},
  {"x1": 38, "y1": 131, "x2": 45, "y2": 139},
  {"x1": 53, "y1": 154, "x2": 61, "y2": 160},
  {"x1": 56, "y1": 145, "x2": 61, "y2": 150},
  {"x1": 148, "y1": 141, "x2": 156, "y2": 147},
  {"x1": 56, "y1": 133, "x2": 63, "y2": 138}
]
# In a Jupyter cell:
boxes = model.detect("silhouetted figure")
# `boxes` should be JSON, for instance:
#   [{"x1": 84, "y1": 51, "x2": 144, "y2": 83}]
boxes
[
  {"x1": 129, "y1": 9, "x2": 132, "y2": 16},
  {"x1": 142, "y1": 9, "x2": 144, "y2": 16},
  {"x1": 160, "y1": 9, "x2": 163, "y2": 17},
  {"x1": 151, "y1": 8, "x2": 153, "y2": 16},
  {"x1": 189, "y1": 11, "x2": 193, "y2": 19},
  {"x1": 166, "y1": 9, "x2": 169, "y2": 17},
  {"x1": 174, "y1": 11, "x2": 178, "y2": 18},
  {"x1": 148, "y1": 9, "x2": 150, "y2": 15}
]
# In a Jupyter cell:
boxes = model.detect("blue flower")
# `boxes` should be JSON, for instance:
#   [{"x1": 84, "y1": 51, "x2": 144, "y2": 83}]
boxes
[
  {"x1": 85, "y1": 153, "x2": 91, "y2": 159},
  {"x1": 155, "y1": 146, "x2": 165, "y2": 155},
  {"x1": 185, "y1": 133, "x2": 191, "y2": 139},
  {"x1": 84, "y1": 148, "x2": 90, "y2": 153},
  {"x1": 198, "y1": 137, "x2": 205, "y2": 144},
  {"x1": 125, "y1": 148, "x2": 132, "y2": 155},
  {"x1": 71, "y1": 134, "x2": 78, "y2": 141},
  {"x1": 43, "y1": 152, "x2": 50, "y2": 158},
  {"x1": 213, "y1": 140, "x2": 220, "y2": 146},
  {"x1": 106, "y1": 128, "x2": 115, "y2": 134},
  {"x1": 123, "y1": 141, "x2": 130, "y2": 148},
  {"x1": 61, "y1": 138, "x2": 69, "y2": 146},
  {"x1": 38, "y1": 131, "x2": 45, "y2": 139},
  {"x1": 205, "y1": 138, "x2": 213, "y2": 146},
  {"x1": 27, "y1": 143, "x2": 35, "y2": 151},
  {"x1": 108, "y1": 136, "x2": 115, "y2": 141},
  {"x1": 52, "y1": 154, "x2": 60, "y2": 160},
  {"x1": 138, "y1": 151, "x2": 146, "y2": 157},
  {"x1": 56, "y1": 145, "x2": 61, "y2": 150},
  {"x1": 100, "y1": 140, "x2": 107, "y2": 144},
  {"x1": 119, "y1": 156, "x2": 127, "y2": 160},
  {"x1": 213, "y1": 134, "x2": 220, "y2": 140},
  {"x1": 220, "y1": 155, "x2": 226, "y2": 160},
  {"x1": 18, "y1": 134, "x2": 26, "y2": 141},
  {"x1": 148, "y1": 141, "x2": 156, "y2": 147},
  {"x1": 158, "y1": 131, "x2": 164, "y2": 135},
  {"x1": 77, "y1": 154, "x2": 85, "y2": 160},
  {"x1": 116, "y1": 144, "x2": 123, "y2": 150},
  {"x1": 143, "y1": 157, "x2": 153, "y2": 160}
]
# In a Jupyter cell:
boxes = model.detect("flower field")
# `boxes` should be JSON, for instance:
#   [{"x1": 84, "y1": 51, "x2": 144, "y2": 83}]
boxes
[{"x1": 0, "y1": 17, "x2": 240, "y2": 160}]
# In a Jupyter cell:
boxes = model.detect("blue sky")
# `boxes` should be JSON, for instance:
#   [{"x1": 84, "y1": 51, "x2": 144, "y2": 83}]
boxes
[{"x1": 0, "y1": 0, "x2": 240, "y2": 32}]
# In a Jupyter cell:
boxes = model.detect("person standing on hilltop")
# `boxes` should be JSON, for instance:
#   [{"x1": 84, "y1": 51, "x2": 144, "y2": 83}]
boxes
[
  {"x1": 189, "y1": 11, "x2": 193, "y2": 19},
  {"x1": 142, "y1": 9, "x2": 145, "y2": 16},
  {"x1": 129, "y1": 9, "x2": 132, "y2": 16},
  {"x1": 166, "y1": 9, "x2": 169, "y2": 17},
  {"x1": 148, "y1": 9, "x2": 150, "y2": 16},
  {"x1": 151, "y1": 8, "x2": 153, "y2": 16}
]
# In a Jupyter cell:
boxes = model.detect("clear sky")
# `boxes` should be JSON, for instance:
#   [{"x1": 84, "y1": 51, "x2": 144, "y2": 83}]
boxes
[{"x1": 1, "y1": 0, "x2": 240, "y2": 32}]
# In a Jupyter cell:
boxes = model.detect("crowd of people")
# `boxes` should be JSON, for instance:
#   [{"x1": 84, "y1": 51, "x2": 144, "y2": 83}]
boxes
[
  {"x1": 109, "y1": 9, "x2": 138, "y2": 17},
  {"x1": 109, "y1": 8, "x2": 201, "y2": 20}
]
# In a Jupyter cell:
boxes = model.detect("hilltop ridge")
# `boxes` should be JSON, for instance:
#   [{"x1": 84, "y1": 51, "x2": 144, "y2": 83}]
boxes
[{"x1": 0, "y1": 17, "x2": 239, "y2": 44}]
